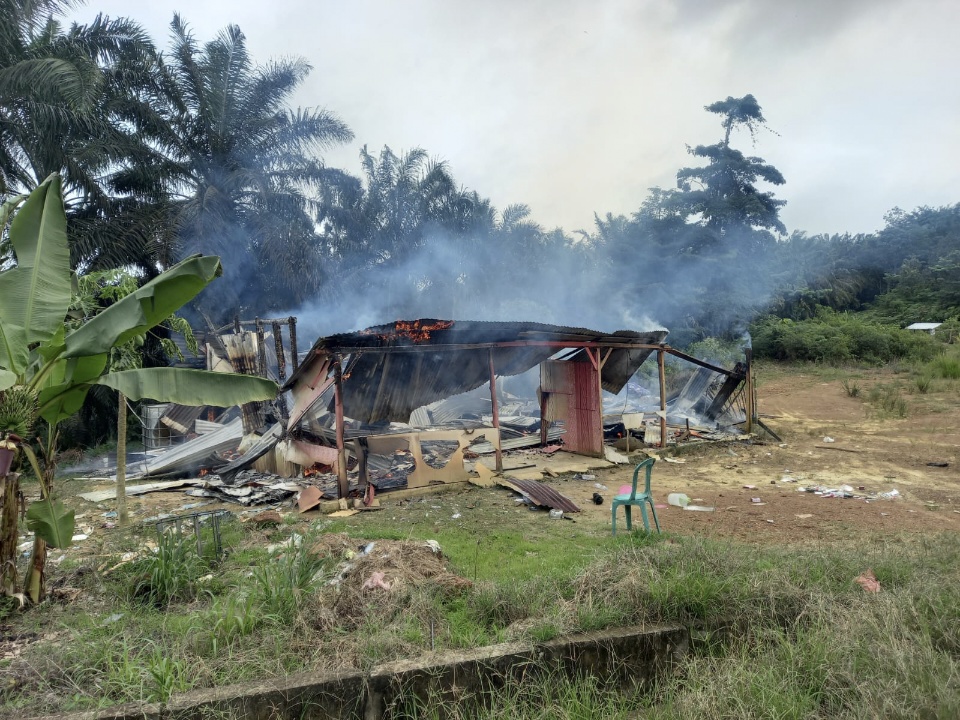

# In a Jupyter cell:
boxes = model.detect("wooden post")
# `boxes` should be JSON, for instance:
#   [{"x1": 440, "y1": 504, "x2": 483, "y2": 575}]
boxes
[
  {"x1": 539, "y1": 387, "x2": 549, "y2": 447},
  {"x1": 595, "y1": 348, "x2": 605, "y2": 458},
  {"x1": 288, "y1": 316, "x2": 299, "y2": 373},
  {"x1": 488, "y1": 349, "x2": 502, "y2": 472},
  {"x1": 333, "y1": 358, "x2": 348, "y2": 499},
  {"x1": 254, "y1": 318, "x2": 267, "y2": 377},
  {"x1": 658, "y1": 348, "x2": 667, "y2": 449},
  {"x1": 745, "y1": 348, "x2": 755, "y2": 434},
  {"x1": 116, "y1": 393, "x2": 128, "y2": 525}
]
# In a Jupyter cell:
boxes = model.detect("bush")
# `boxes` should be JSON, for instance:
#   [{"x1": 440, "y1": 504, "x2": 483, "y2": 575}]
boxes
[{"x1": 752, "y1": 310, "x2": 939, "y2": 365}]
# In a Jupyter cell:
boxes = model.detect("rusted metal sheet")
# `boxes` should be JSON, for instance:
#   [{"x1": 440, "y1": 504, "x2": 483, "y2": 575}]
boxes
[
  {"x1": 283, "y1": 320, "x2": 668, "y2": 424},
  {"x1": 288, "y1": 440, "x2": 340, "y2": 467},
  {"x1": 542, "y1": 360, "x2": 602, "y2": 457},
  {"x1": 497, "y1": 478, "x2": 581, "y2": 513}
]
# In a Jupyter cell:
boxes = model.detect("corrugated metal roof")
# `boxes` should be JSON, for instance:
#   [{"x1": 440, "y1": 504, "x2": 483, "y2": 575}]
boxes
[
  {"x1": 497, "y1": 478, "x2": 581, "y2": 513},
  {"x1": 285, "y1": 320, "x2": 668, "y2": 424},
  {"x1": 159, "y1": 404, "x2": 207, "y2": 435},
  {"x1": 905, "y1": 323, "x2": 942, "y2": 330}
]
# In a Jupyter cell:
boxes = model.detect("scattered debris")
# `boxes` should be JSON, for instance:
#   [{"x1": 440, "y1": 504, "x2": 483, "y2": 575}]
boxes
[
  {"x1": 361, "y1": 571, "x2": 392, "y2": 591},
  {"x1": 684, "y1": 505, "x2": 715, "y2": 512},
  {"x1": 926, "y1": 462, "x2": 949, "y2": 468},
  {"x1": 795, "y1": 513, "x2": 813, "y2": 519},
  {"x1": 855, "y1": 569, "x2": 881, "y2": 593},
  {"x1": 496, "y1": 478, "x2": 581, "y2": 513},
  {"x1": 592, "y1": 493, "x2": 604, "y2": 505},
  {"x1": 248, "y1": 510, "x2": 282, "y2": 526},
  {"x1": 297, "y1": 486, "x2": 322, "y2": 513},
  {"x1": 667, "y1": 493, "x2": 690, "y2": 507},
  {"x1": 328, "y1": 509, "x2": 360, "y2": 518}
]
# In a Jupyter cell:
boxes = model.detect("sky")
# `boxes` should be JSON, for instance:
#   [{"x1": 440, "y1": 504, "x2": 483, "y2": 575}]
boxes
[{"x1": 70, "y1": 0, "x2": 960, "y2": 237}]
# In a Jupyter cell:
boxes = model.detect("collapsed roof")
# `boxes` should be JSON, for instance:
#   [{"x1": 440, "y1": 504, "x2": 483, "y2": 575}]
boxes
[{"x1": 284, "y1": 319, "x2": 669, "y2": 424}]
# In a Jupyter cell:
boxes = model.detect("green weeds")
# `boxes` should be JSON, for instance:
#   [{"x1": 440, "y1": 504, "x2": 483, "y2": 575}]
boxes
[{"x1": 4, "y1": 515, "x2": 959, "y2": 717}]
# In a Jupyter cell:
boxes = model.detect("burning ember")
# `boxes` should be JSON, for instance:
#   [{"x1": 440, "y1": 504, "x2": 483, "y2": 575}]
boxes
[
  {"x1": 362, "y1": 319, "x2": 455, "y2": 343},
  {"x1": 199, "y1": 468, "x2": 210, "y2": 477},
  {"x1": 303, "y1": 464, "x2": 330, "y2": 477}
]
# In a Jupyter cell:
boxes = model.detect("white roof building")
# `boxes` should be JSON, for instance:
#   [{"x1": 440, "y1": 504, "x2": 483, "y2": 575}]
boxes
[{"x1": 905, "y1": 322, "x2": 943, "y2": 333}]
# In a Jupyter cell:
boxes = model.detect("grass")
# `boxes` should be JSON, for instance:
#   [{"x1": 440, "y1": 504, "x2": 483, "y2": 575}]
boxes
[{"x1": 3, "y1": 509, "x2": 958, "y2": 718}]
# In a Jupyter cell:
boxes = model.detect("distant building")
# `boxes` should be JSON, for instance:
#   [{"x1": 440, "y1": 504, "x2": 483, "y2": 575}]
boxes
[{"x1": 905, "y1": 322, "x2": 943, "y2": 335}]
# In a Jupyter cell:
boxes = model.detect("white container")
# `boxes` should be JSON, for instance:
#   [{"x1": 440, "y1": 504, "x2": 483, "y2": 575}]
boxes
[{"x1": 667, "y1": 493, "x2": 690, "y2": 507}]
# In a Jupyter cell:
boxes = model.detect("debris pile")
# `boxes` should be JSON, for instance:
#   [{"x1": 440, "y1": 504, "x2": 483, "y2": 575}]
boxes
[{"x1": 311, "y1": 535, "x2": 472, "y2": 624}]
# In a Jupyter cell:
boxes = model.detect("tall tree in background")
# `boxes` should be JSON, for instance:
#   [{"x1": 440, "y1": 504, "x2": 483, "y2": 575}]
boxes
[
  {"x1": 114, "y1": 15, "x2": 353, "y2": 320},
  {"x1": 670, "y1": 94, "x2": 786, "y2": 249}
]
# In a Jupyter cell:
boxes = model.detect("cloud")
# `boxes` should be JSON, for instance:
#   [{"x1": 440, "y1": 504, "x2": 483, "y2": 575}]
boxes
[{"x1": 70, "y1": 0, "x2": 960, "y2": 237}]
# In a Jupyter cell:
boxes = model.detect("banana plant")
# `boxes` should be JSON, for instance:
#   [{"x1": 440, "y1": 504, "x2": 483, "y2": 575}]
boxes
[{"x1": 0, "y1": 174, "x2": 278, "y2": 603}]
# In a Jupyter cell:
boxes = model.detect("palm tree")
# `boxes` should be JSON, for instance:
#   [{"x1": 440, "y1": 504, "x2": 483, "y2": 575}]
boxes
[
  {"x1": 0, "y1": 0, "x2": 155, "y2": 199},
  {"x1": 0, "y1": 0, "x2": 164, "y2": 278},
  {"x1": 114, "y1": 15, "x2": 354, "y2": 320}
]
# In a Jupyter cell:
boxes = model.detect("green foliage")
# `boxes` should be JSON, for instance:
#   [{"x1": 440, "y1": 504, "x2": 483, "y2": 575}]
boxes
[
  {"x1": 131, "y1": 532, "x2": 208, "y2": 607},
  {"x1": 840, "y1": 378, "x2": 861, "y2": 397},
  {"x1": 251, "y1": 543, "x2": 324, "y2": 624},
  {"x1": 0, "y1": 384, "x2": 38, "y2": 437},
  {"x1": 752, "y1": 310, "x2": 939, "y2": 365},
  {"x1": 866, "y1": 384, "x2": 909, "y2": 418},
  {"x1": 929, "y1": 354, "x2": 960, "y2": 380},
  {"x1": 670, "y1": 94, "x2": 786, "y2": 238},
  {"x1": 25, "y1": 497, "x2": 75, "y2": 548}
]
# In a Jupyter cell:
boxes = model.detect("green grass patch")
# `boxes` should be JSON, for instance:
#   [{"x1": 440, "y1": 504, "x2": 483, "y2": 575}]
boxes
[{"x1": 3, "y1": 502, "x2": 959, "y2": 717}]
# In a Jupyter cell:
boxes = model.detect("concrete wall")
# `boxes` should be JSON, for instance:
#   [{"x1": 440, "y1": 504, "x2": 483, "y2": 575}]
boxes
[{"x1": 30, "y1": 624, "x2": 688, "y2": 720}]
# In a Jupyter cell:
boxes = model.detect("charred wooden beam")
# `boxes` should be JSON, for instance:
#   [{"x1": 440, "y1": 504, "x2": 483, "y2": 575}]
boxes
[
  {"x1": 288, "y1": 316, "x2": 299, "y2": 373},
  {"x1": 272, "y1": 320, "x2": 286, "y2": 384},
  {"x1": 255, "y1": 318, "x2": 267, "y2": 378}
]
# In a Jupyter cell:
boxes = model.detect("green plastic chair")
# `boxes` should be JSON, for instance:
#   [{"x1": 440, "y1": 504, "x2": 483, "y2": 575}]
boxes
[{"x1": 611, "y1": 457, "x2": 661, "y2": 535}]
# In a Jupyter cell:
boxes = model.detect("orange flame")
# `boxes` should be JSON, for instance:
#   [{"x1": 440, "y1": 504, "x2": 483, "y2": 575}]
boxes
[
  {"x1": 199, "y1": 468, "x2": 209, "y2": 477},
  {"x1": 363, "y1": 319, "x2": 454, "y2": 343}
]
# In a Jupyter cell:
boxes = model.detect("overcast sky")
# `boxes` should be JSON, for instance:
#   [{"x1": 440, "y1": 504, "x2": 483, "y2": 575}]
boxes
[{"x1": 71, "y1": 0, "x2": 959, "y2": 237}]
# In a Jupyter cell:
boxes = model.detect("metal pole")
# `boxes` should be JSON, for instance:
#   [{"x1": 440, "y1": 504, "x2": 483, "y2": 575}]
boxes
[
  {"x1": 488, "y1": 349, "x2": 502, "y2": 472},
  {"x1": 595, "y1": 348, "x2": 605, "y2": 458},
  {"x1": 333, "y1": 357, "x2": 348, "y2": 498},
  {"x1": 745, "y1": 348, "x2": 755, "y2": 434},
  {"x1": 658, "y1": 348, "x2": 667, "y2": 449}
]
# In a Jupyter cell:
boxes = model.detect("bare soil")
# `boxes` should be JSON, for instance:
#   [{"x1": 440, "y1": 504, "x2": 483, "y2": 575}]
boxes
[
  {"x1": 550, "y1": 367, "x2": 960, "y2": 543},
  {"x1": 52, "y1": 365, "x2": 960, "y2": 558}
]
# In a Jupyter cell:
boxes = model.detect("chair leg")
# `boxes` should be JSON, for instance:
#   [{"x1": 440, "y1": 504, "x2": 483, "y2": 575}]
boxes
[
  {"x1": 624, "y1": 505, "x2": 632, "y2": 531},
  {"x1": 638, "y1": 503, "x2": 651, "y2": 532},
  {"x1": 611, "y1": 503, "x2": 617, "y2": 536},
  {"x1": 647, "y1": 499, "x2": 661, "y2": 532}
]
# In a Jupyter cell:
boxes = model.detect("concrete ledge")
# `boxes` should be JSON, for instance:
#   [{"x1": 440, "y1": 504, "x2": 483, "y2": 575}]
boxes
[{"x1": 28, "y1": 624, "x2": 688, "y2": 720}]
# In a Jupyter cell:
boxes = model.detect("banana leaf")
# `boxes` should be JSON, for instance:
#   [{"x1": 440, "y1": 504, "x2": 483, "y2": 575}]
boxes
[
  {"x1": 95, "y1": 368, "x2": 277, "y2": 406},
  {"x1": 26, "y1": 499, "x2": 75, "y2": 549},
  {"x1": 36, "y1": 354, "x2": 109, "y2": 425},
  {"x1": 61, "y1": 255, "x2": 222, "y2": 359},
  {"x1": 0, "y1": 175, "x2": 71, "y2": 375}
]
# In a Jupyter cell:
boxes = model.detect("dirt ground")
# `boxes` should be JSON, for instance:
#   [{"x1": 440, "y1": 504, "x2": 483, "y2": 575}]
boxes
[
  {"x1": 548, "y1": 367, "x2": 960, "y2": 543},
  {"x1": 55, "y1": 366, "x2": 960, "y2": 555}
]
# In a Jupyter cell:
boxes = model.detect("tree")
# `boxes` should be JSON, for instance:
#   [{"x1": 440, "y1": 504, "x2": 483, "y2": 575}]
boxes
[
  {"x1": 113, "y1": 16, "x2": 354, "y2": 320},
  {"x1": 0, "y1": 174, "x2": 277, "y2": 603},
  {"x1": 0, "y1": 0, "x2": 155, "y2": 199},
  {"x1": 670, "y1": 94, "x2": 786, "y2": 246}
]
